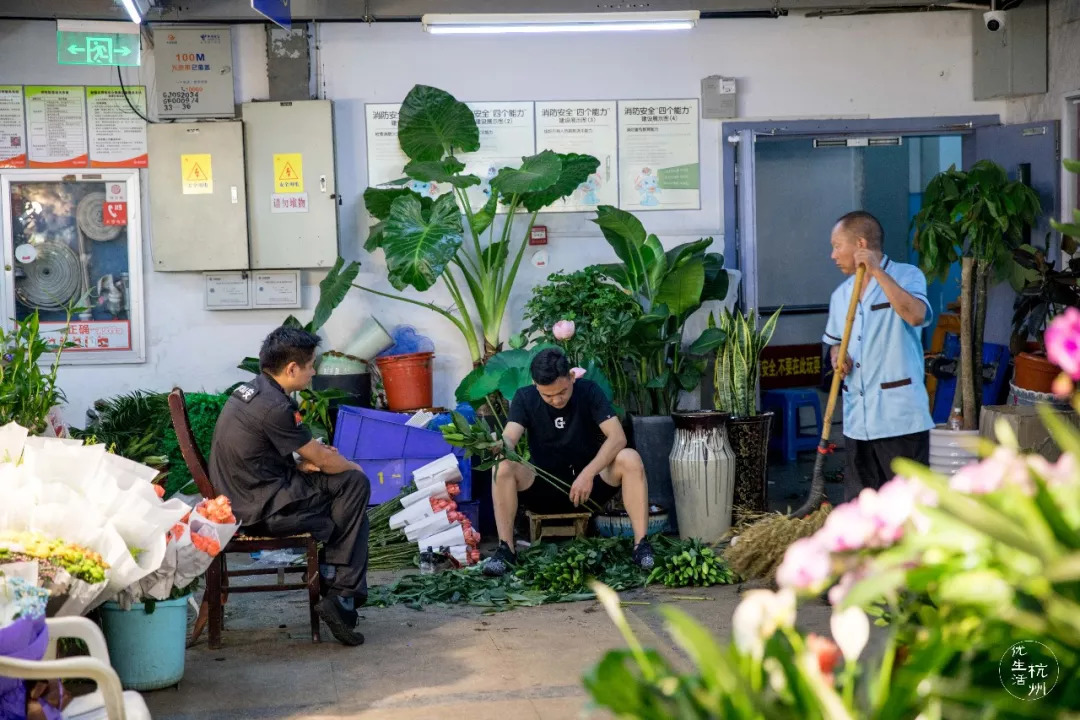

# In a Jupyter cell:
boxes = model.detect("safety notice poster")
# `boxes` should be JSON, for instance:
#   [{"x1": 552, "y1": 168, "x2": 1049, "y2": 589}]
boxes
[
  {"x1": 25, "y1": 86, "x2": 88, "y2": 168},
  {"x1": 364, "y1": 104, "x2": 412, "y2": 190},
  {"x1": 87, "y1": 86, "x2": 148, "y2": 168},
  {"x1": 617, "y1": 99, "x2": 700, "y2": 212},
  {"x1": 460, "y1": 101, "x2": 535, "y2": 213},
  {"x1": 535, "y1": 100, "x2": 618, "y2": 213},
  {"x1": 40, "y1": 320, "x2": 132, "y2": 352},
  {"x1": 0, "y1": 86, "x2": 26, "y2": 168}
]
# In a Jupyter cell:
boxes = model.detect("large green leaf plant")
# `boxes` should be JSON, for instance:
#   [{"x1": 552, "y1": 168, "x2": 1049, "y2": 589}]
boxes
[
  {"x1": 912, "y1": 160, "x2": 1041, "y2": 429},
  {"x1": 588, "y1": 206, "x2": 729, "y2": 416},
  {"x1": 356, "y1": 85, "x2": 600, "y2": 364}
]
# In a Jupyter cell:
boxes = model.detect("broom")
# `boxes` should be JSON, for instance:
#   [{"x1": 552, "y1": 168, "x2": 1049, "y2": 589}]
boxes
[{"x1": 724, "y1": 265, "x2": 866, "y2": 583}]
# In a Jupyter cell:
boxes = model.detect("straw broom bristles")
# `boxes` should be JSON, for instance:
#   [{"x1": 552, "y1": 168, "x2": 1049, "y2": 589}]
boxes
[{"x1": 721, "y1": 504, "x2": 832, "y2": 585}]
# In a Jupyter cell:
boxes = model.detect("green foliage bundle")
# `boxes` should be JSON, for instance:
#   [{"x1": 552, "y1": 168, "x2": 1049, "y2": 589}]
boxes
[
  {"x1": 159, "y1": 391, "x2": 229, "y2": 496},
  {"x1": 0, "y1": 310, "x2": 71, "y2": 434}
]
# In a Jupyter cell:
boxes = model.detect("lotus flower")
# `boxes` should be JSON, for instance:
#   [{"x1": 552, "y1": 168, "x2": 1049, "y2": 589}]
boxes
[
  {"x1": 776, "y1": 536, "x2": 832, "y2": 592},
  {"x1": 1046, "y1": 307, "x2": 1080, "y2": 380},
  {"x1": 552, "y1": 320, "x2": 576, "y2": 340}
]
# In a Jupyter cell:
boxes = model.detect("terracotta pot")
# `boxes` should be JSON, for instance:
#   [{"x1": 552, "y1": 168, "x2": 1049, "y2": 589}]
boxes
[{"x1": 1013, "y1": 352, "x2": 1060, "y2": 393}]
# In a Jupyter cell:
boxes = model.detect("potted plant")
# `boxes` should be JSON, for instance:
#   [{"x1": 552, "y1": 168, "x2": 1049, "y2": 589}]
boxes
[
  {"x1": 586, "y1": 205, "x2": 729, "y2": 528},
  {"x1": 521, "y1": 267, "x2": 642, "y2": 410},
  {"x1": 1008, "y1": 237, "x2": 1080, "y2": 393},
  {"x1": 710, "y1": 307, "x2": 781, "y2": 513},
  {"x1": 355, "y1": 85, "x2": 600, "y2": 364},
  {"x1": 911, "y1": 160, "x2": 1041, "y2": 429}
]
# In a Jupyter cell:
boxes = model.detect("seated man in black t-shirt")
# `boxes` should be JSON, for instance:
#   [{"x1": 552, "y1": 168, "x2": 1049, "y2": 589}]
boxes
[{"x1": 483, "y1": 348, "x2": 654, "y2": 576}]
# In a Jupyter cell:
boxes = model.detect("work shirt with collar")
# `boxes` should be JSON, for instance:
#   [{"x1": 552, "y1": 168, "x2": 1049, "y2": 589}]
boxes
[
  {"x1": 822, "y1": 255, "x2": 935, "y2": 442},
  {"x1": 209, "y1": 372, "x2": 318, "y2": 524}
]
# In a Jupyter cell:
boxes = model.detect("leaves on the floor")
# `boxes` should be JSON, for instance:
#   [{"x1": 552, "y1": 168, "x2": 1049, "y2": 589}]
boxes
[{"x1": 369, "y1": 536, "x2": 737, "y2": 611}]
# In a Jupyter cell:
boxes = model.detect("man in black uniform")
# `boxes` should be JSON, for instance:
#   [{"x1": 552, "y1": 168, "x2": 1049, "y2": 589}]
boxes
[
  {"x1": 483, "y1": 348, "x2": 654, "y2": 576},
  {"x1": 210, "y1": 326, "x2": 370, "y2": 646}
]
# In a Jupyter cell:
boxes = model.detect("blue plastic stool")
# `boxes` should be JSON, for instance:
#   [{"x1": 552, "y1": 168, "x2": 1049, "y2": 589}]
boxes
[{"x1": 761, "y1": 388, "x2": 823, "y2": 464}]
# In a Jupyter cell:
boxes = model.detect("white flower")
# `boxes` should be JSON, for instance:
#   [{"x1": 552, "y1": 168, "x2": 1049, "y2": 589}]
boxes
[
  {"x1": 830, "y1": 606, "x2": 870, "y2": 663},
  {"x1": 732, "y1": 588, "x2": 796, "y2": 658}
]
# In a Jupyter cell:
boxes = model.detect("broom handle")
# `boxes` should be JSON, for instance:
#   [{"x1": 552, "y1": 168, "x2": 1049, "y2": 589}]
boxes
[
  {"x1": 788, "y1": 265, "x2": 865, "y2": 518},
  {"x1": 818, "y1": 264, "x2": 866, "y2": 446}
]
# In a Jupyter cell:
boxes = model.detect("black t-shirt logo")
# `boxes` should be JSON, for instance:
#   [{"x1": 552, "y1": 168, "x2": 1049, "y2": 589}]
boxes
[{"x1": 554, "y1": 417, "x2": 565, "y2": 430}]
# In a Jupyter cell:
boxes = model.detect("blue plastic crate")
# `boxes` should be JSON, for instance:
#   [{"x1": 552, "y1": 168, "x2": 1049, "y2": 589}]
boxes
[{"x1": 334, "y1": 405, "x2": 471, "y2": 504}]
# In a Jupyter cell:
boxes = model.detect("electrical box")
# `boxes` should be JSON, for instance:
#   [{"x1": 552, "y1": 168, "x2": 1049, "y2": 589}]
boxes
[
  {"x1": 972, "y1": 0, "x2": 1047, "y2": 100},
  {"x1": 146, "y1": 121, "x2": 249, "y2": 271},
  {"x1": 241, "y1": 100, "x2": 339, "y2": 269}
]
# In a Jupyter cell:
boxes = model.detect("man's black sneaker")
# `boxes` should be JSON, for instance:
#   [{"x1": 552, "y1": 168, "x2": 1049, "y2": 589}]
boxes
[
  {"x1": 632, "y1": 540, "x2": 655, "y2": 571},
  {"x1": 316, "y1": 595, "x2": 365, "y2": 646},
  {"x1": 483, "y1": 541, "x2": 517, "y2": 577}
]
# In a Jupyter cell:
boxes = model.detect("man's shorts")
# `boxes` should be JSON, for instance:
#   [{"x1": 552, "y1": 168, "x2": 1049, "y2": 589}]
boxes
[{"x1": 518, "y1": 467, "x2": 619, "y2": 514}]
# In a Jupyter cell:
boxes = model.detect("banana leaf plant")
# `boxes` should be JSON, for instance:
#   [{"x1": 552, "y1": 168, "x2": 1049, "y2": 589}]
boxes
[
  {"x1": 588, "y1": 205, "x2": 729, "y2": 416},
  {"x1": 356, "y1": 84, "x2": 600, "y2": 364},
  {"x1": 912, "y1": 160, "x2": 1041, "y2": 429}
]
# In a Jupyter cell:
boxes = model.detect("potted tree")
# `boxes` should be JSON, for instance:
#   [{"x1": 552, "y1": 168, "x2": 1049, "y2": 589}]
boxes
[
  {"x1": 911, "y1": 160, "x2": 1041, "y2": 429},
  {"x1": 586, "y1": 205, "x2": 730, "y2": 529},
  {"x1": 709, "y1": 307, "x2": 781, "y2": 514},
  {"x1": 356, "y1": 85, "x2": 600, "y2": 365}
]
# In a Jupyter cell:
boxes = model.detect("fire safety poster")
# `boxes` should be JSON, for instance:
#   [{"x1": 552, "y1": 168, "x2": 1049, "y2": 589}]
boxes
[
  {"x1": 87, "y1": 86, "x2": 148, "y2": 168},
  {"x1": 0, "y1": 86, "x2": 26, "y2": 168},
  {"x1": 535, "y1": 100, "x2": 618, "y2": 213},
  {"x1": 617, "y1": 98, "x2": 700, "y2": 212},
  {"x1": 25, "y1": 86, "x2": 89, "y2": 168}
]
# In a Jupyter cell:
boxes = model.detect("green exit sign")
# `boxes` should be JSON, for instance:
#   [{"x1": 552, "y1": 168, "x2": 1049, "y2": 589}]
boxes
[{"x1": 57, "y1": 30, "x2": 141, "y2": 67}]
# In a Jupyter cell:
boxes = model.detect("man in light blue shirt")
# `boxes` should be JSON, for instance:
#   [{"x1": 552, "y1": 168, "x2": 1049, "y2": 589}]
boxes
[{"x1": 823, "y1": 211, "x2": 935, "y2": 501}]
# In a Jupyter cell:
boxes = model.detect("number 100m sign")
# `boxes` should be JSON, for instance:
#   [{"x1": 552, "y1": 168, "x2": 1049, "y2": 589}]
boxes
[{"x1": 153, "y1": 26, "x2": 235, "y2": 119}]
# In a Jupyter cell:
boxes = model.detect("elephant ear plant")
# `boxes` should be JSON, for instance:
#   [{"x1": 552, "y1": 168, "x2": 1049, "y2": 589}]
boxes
[
  {"x1": 357, "y1": 85, "x2": 600, "y2": 363},
  {"x1": 588, "y1": 206, "x2": 728, "y2": 416}
]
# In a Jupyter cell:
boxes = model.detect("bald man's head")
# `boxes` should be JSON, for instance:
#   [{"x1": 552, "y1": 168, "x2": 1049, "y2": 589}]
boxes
[
  {"x1": 834, "y1": 211, "x2": 883, "y2": 251},
  {"x1": 830, "y1": 211, "x2": 883, "y2": 276}
]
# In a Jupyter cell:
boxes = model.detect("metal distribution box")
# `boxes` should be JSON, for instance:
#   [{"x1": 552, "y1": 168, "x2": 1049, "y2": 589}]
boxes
[
  {"x1": 241, "y1": 100, "x2": 339, "y2": 269},
  {"x1": 146, "y1": 121, "x2": 249, "y2": 271}
]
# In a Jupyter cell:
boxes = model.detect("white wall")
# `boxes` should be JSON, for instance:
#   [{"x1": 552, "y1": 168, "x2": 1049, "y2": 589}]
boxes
[
  {"x1": 1005, "y1": 0, "x2": 1080, "y2": 124},
  {"x1": 0, "y1": 13, "x2": 1005, "y2": 423}
]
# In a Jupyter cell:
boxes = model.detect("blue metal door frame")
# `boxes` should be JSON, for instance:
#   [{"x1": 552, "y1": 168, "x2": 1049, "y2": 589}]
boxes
[{"x1": 720, "y1": 114, "x2": 1001, "y2": 285}]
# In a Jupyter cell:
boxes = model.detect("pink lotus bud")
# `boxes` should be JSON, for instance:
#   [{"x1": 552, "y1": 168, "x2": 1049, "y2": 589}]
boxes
[
  {"x1": 1046, "y1": 307, "x2": 1080, "y2": 380},
  {"x1": 570, "y1": 367, "x2": 586, "y2": 380},
  {"x1": 552, "y1": 320, "x2": 576, "y2": 340}
]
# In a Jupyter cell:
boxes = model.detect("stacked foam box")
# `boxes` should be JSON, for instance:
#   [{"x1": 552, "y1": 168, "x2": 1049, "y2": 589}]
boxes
[{"x1": 388, "y1": 454, "x2": 481, "y2": 566}]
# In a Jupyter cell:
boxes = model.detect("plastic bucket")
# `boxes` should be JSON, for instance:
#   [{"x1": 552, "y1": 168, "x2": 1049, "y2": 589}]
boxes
[
  {"x1": 375, "y1": 351, "x2": 434, "y2": 411},
  {"x1": 347, "y1": 317, "x2": 393, "y2": 361},
  {"x1": 99, "y1": 595, "x2": 189, "y2": 690}
]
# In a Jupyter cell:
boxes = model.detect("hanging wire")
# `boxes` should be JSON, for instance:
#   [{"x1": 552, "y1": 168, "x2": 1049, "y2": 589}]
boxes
[{"x1": 117, "y1": 65, "x2": 154, "y2": 124}]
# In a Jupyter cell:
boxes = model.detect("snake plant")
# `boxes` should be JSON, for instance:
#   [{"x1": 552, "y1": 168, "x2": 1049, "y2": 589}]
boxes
[{"x1": 712, "y1": 307, "x2": 781, "y2": 418}]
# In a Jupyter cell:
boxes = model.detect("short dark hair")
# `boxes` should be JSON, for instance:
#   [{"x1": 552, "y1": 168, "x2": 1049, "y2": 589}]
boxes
[
  {"x1": 836, "y1": 211, "x2": 883, "y2": 250},
  {"x1": 530, "y1": 348, "x2": 571, "y2": 385},
  {"x1": 259, "y1": 326, "x2": 321, "y2": 374}
]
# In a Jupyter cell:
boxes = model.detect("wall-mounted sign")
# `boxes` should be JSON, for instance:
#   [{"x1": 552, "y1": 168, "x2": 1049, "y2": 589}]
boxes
[
  {"x1": 153, "y1": 26, "x2": 235, "y2": 119},
  {"x1": 617, "y1": 99, "x2": 700, "y2": 211},
  {"x1": 0, "y1": 86, "x2": 26, "y2": 168},
  {"x1": 87, "y1": 86, "x2": 147, "y2": 168},
  {"x1": 58, "y1": 29, "x2": 140, "y2": 67},
  {"x1": 25, "y1": 86, "x2": 88, "y2": 168}
]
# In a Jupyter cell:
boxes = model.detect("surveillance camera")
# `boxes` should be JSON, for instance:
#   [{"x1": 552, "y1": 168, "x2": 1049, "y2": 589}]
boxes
[{"x1": 984, "y1": 10, "x2": 1006, "y2": 32}]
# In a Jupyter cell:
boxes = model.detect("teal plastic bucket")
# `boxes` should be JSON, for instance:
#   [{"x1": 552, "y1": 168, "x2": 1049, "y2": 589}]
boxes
[{"x1": 99, "y1": 595, "x2": 189, "y2": 690}]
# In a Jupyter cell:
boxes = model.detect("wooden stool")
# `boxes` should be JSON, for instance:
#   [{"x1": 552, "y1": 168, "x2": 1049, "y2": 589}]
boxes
[{"x1": 526, "y1": 511, "x2": 591, "y2": 543}]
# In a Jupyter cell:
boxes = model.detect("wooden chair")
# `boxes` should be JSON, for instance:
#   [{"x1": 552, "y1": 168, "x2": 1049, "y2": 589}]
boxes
[{"x1": 167, "y1": 387, "x2": 321, "y2": 649}]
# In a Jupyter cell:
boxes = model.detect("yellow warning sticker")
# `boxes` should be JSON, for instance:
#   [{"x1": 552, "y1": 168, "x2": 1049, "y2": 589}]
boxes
[
  {"x1": 181, "y1": 154, "x2": 213, "y2": 195},
  {"x1": 274, "y1": 153, "x2": 303, "y2": 193}
]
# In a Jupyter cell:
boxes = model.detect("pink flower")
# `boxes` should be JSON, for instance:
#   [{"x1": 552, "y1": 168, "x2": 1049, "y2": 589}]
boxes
[
  {"x1": 816, "y1": 502, "x2": 877, "y2": 553},
  {"x1": 867, "y1": 478, "x2": 917, "y2": 544},
  {"x1": 1027, "y1": 452, "x2": 1077, "y2": 489},
  {"x1": 552, "y1": 320, "x2": 576, "y2": 340},
  {"x1": 776, "y1": 536, "x2": 832, "y2": 592},
  {"x1": 570, "y1": 367, "x2": 586, "y2": 380},
  {"x1": 828, "y1": 566, "x2": 863, "y2": 606},
  {"x1": 949, "y1": 446, "x2": 1031, "y2": 495},
  {"x1": 1046, "y1": 307, "x2": 1080, "y2": 380}
]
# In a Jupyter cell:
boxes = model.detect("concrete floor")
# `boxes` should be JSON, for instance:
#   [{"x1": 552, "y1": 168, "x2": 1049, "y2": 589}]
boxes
[
  {"x1": 144, "y1": 579, "x2": 833, "y2": 720},
  {"x1": 144, "y1": 438, "x2": 845, "y2": 720}
]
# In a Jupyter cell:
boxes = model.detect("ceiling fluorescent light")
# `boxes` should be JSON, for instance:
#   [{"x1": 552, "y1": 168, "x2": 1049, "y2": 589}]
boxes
[
  {"x1": 422, "y1": 11, "x2": 700, "y2": 35},
  {"x1": 119, "y1": 0, "x2": 144, "y2": 24}
]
